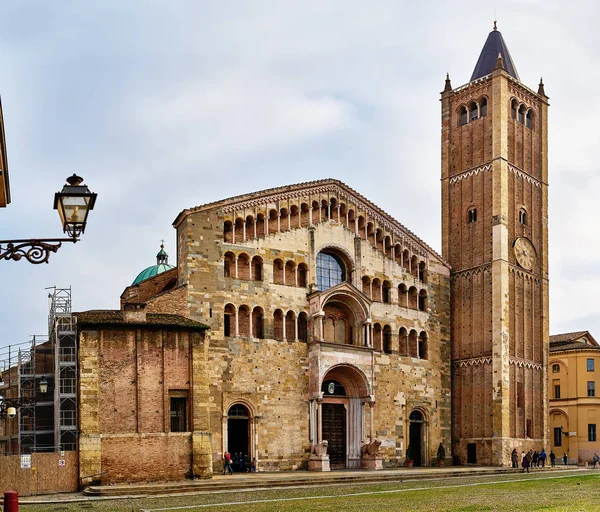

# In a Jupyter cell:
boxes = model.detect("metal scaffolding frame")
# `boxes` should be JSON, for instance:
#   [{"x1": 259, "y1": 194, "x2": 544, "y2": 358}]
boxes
[{"x1": 0, "y1": 286, "x2": 78, "y2": 455}]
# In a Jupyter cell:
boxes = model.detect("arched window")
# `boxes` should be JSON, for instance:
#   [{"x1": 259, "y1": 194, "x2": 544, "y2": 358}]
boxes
[
  {"x1": 224, "y1": 252, "x2": 235, "y2": 278},
  {"x1": 519, "y1": 209, "x2": 527, "y2": 225},
  {"x1": 252, "y1": 306, "x2": 264, "y2": 339},
  {"x1": 518, "y1": 104, "x2": 526, "y2": 124},
  {"x1": 235, "y1": 218, "x2": 244, "y2": 242},
  {"x1": 398, "y1": 283, "x2": 408, "y2": 307},
  {"x1": 411, "y1": 256, "x2": 419, "y2": 278},
  {"x1": 224, "y1": 304, "x2": 235, "y2": 337},
  {"x1": 362, "y1": 276, "x2": 371, "y2": 298},
  {"x1": 552, "y1": 364, "x2": 560, "y2": 373},
  {"x1": 409, "y1": 329, "x2": 418, "y2": 357},
  {"x1": 372, "y1": 278, "x2": 382, "y2": 302},
  {"x1": 511, "y1": 99, "x2": 519, "y2": 120},
  {"x1": 245, "y1": 215, "x2": 255, "y2": 239},
  {"x1": 273, "y1": 259, "x2": 284, "y2": 285},
  {"x1": 237, "y1": 253, "x2": 250, "y2": 280},
  {"x1": 298, "y1": 312, "x2": 308, "y2": 342},
  {"x1": 273, "y1": 309, "x2": 284, "y2": 341},
  {"x1": 418, "y1": 331, "x2": 428, "y2": 360},
  {"x1": 252, "y1": 256, "x2": 263, "y2": 281},
  {"x1": 268, "y1": 209, "x2": 278, "y2": 234},
  {"x1": 469, "y1": 102, "x2": 478, "y2": 121},
  {"x1": 383, "y1": 325, "x2": 392, "y2": 354},
  {"x1": 459, "y1": 106, "x2": 468, "y2": 126},
  {"x1": 418, "y1": 290, "x2": 428, "y2": 311},
  {"x1": 280, "y1": 208, "x2": 289, "y2": 231},
  {"x1": 300, "y1": 203, "x2": 310, "y2": 227},
  {"x1": 224, "y1": 220, "x2": 233, "y2": 243},
  {"x1": 408, "y1": 287, "x2": 418, "y2": 309},
  {"x1": 297, "y1": 263, "x2": 308, "y2": 288},
  {"x1": 285, "y1": 261, "x2": 296, "y2": 286},
  {"x1": 373, "y1": 323, "x2": 382, "y2": 351},
  {"x1": 290, "y1": 205, "x2": 299, "y2": 228},
  {"x1": 382, "y1": 281, "x2": 392, "y2": 304},
  {"x1": 526, "y1": 109, "x2": 534, "y2": 129},
  {"x1": 399, "y1": 327, "x2": 408, "y2": 356},
  {"x1": 480, "y1": 97, "x2": 488, "y2": 117},
  {"x1": 256, "y1": 213, "x2": 265, "y2": 237},
  {"x1": 238, "y1": 305, "x2": 250, "y2": 337},
  {"x1": 418, "y1": 261, "x2": 426, "y2": 282},
  {"x1": 384, "y1": 237, "x2": 393, "y2": 259},
  {"x1": 285, "y1": 311, "x2": 296, "y2": 342},
  {"x1": 468, "y1": 207, "x2": 477, "y2": 223},
  {"x1": 316, "y1": 252, "x2": 346, "y2": 291}
]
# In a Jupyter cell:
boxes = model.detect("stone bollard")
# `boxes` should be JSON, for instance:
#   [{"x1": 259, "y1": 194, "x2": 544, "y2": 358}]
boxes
[{"x1": 3, "y1": 490, "x2": 19, "y2": 512}]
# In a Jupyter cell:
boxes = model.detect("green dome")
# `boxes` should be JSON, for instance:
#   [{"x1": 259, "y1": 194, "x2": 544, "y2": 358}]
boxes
[{"x1": 132, "y1": 243, "x2": 175, "y2": 285}]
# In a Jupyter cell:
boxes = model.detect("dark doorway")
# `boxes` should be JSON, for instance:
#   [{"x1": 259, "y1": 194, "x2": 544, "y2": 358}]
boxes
[
  {"x1": 228, "y1": 404, "x2": 249, "y2": 461},
  {"x1": 409, "y1": 410, "x2": 423, "y2": 467},
  {"x1": 322, "y1": 403, "x2": 346, "y2": 468},
  {"x1": 467, "y1": 443, "x2": 477, "y2": 464}
]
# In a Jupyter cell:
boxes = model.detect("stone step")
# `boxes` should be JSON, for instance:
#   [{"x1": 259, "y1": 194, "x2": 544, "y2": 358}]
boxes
[{"x1": 83, "y1": 467, "x2": 517, "y2": 497}]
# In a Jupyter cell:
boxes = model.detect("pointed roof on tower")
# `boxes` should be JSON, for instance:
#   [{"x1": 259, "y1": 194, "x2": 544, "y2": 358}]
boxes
[{"x1": 470, "y1": 21, "x2": 520, "y2": 82}]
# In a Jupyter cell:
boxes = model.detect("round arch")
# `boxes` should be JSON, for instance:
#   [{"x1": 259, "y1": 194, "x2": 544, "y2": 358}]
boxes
[{"x1": 322, "y1": 364, "x2": 371, "y2": 398}]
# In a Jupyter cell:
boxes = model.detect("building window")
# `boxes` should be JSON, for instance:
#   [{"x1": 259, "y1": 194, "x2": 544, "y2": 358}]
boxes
[
  {"x1": 553, "y1": 427, "x2": 562, "y2": 447},
  {"x1": 526, "y1": 419, "x2": 532, "y2": 438},
  {"x1": 469, "y1": 102, "x2": 478, "y2": 121},
  {"x1": 459, "y1": 106, "x2": 468, "y2": 126},
  {"x1": 588, "y1": 359, "x2": 595, "y2": 372},
  {"x1": 480, "y1": 97, "x2": 487, "y2": 117},
  {"x1": 554, "y1": 385, "x2": 561, "y2": 399},
  {"x1": 519, "y1": 209, "x2": 527, "y2": 225},
  {"x1": 589, "y1": 424, "x2": 597, "y2": 442},
  {"x1": 588, "y1": 381, "x2": 596, "y2": 397},
  {"x1": 170, "y1": 395, "x2": 188, "y2": 432},
  {"x1": 552, "y1": 364, "x2": 560, "y2": 373},
  {"x1": 467, "y1": 207, "x2": 477, "y2": 223},
  {"x1": 316, "y1": 252, "x2": 345, "y2": 291}
]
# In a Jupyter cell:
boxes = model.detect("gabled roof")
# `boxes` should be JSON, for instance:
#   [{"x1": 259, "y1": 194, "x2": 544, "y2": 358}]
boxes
[
  {"x1": 173, "y1": 178, "x2": 449, "y2": 268},
  {"x1": 550, "y1": 331, "x2": 599, "y2": 353},
  {"x1": 471, "y1": 24, "x2": 520, "y2": 82}
]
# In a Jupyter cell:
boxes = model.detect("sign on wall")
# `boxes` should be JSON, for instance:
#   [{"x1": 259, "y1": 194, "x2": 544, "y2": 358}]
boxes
[{"x1": 20, "y1": 454, "x2": 31, "y2": 469}]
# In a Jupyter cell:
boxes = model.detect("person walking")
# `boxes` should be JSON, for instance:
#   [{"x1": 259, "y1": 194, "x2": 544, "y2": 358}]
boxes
[
  {"x1": 593, "y1": 453, "x2": 599, "y2": 468},
  {"x1": 532, "y1": 451, "x2": 539, "y2": 468},
  {"x1": 540, "y1": 449, "x2": 547, "y2": 468},
  {"x1": 550, "y1": 451, "x2": 556, "y2": 467},
  {"x1": 511, "y1": 449, "x2": 518, "y2": 469},
  {"x1": 522, "y1": 451, "x2": 531, "y2": 473},
  {"x1": 563, "y1": 452, "x2": 568, "y2": 466},
  {"x1": 223, "y1": 451, "x2": 233, "y2": 475}
]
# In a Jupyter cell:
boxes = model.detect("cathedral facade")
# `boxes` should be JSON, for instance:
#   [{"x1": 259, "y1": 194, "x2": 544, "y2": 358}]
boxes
[{"x1": 74, "y1": 24, "x2": 549, "y2": 483}]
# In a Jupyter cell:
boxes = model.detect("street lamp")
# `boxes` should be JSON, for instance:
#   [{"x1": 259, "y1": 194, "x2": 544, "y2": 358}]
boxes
[
  {"x1": 0, "y1": 376, "x2": 49, "y2": 419},
  {"x1": 0, "y1": 174, "x2": 97, "y2": 264}
]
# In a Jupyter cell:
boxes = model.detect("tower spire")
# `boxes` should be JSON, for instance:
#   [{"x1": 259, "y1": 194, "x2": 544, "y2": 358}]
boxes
[{"x1": 470, "y1": 25, "x2": 519, "y2": 82}]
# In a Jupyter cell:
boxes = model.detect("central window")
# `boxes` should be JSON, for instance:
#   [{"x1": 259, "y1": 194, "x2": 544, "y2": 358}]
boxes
[{"x1": 316, "y1": 252, "x2": 345, "y2": 291}]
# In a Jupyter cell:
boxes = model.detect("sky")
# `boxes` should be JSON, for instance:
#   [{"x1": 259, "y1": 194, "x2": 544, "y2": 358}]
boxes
[{"x1": 0, "y1": 0, "x2": 599, "y2": 349}]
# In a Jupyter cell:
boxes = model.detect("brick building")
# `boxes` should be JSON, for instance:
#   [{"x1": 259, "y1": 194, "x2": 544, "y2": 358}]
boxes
[
  {"x1": 69, "y1": 23, "x2": 550, "y2": 484},
  {"x1": 549, "y1": 332, "x2": 600, "y2": 464}
]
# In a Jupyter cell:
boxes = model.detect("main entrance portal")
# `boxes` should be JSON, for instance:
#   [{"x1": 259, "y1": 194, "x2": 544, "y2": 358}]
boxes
[
  {"x1": 322, "y1": 403, "x2": 346, "y2": 468},
  {"x1": 227, "y1": 404, "x2": 250, "y2": 458}
]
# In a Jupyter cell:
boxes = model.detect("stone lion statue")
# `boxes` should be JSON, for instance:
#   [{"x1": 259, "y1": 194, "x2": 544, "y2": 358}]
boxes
[
  {"x1": 361, "y1": 439, "x2": 382, "y2": 457},
  {"x1": 312, "y1": 440, "x2": 329, "y2": 456}
]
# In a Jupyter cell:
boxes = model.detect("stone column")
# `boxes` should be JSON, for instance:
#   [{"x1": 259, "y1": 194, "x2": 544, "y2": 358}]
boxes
[{"x1": 191, "y1": 330, "x2": 213, "y2": 478}]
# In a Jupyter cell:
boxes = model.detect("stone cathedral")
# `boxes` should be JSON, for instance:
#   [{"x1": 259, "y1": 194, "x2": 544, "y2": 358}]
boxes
[{"x1": 74, "y1": 24, "x2": 548, "y2": 483}]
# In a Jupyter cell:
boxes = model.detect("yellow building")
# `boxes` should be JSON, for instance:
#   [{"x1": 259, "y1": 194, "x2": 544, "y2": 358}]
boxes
[{"x1": 549, "y1": 331, "x2": 600, "y2": 464}]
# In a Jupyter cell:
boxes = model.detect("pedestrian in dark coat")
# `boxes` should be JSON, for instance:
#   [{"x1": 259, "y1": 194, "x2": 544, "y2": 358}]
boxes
[
  {"x1": 511, "y1": 449, "x2": 518, "y2": 469},
  {"x1": 522, "y1": 451, "x2": 531, "y2": 473},
  {"x1": 563, "y1": 452, "x2": 568, "y2": 465},
  {"x1": 550, "y1": 451, "x2": 556, "y2": 467}
]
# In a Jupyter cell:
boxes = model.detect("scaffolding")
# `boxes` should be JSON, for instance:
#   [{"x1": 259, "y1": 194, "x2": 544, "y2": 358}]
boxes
[{"x1": 0, "y1": 286, "x2": 78, "y2": 454}]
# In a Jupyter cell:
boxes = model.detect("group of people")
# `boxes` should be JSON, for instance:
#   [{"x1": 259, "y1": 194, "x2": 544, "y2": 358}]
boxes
[
  {"x1": 223, "y1": 451, "x2": 257, "y2": 474},
  {"x1": 512, "y1": 448, "x2": 568, "y2": 472}
]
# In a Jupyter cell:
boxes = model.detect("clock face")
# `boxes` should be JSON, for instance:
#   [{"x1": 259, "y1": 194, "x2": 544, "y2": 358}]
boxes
[{"x1": 513, "y1": 237, "x2": 536, "y2": 270}]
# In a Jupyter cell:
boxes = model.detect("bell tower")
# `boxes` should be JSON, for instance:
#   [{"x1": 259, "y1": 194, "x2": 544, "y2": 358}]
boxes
[{"x1": 441, "y1": 23, "x2": 549, "y2": 465}]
